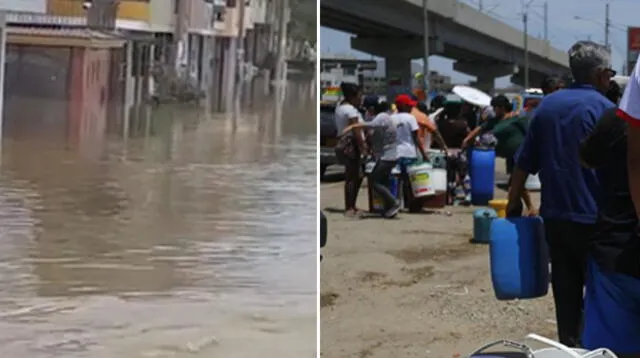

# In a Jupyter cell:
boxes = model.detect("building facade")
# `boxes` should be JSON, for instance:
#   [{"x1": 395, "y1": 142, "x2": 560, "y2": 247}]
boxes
[{"x1": 0, "y1": 0, "x2": 274, "y2": 115}]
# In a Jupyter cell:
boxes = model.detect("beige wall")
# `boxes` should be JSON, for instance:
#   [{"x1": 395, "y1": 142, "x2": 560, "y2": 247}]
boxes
[
  {"x1": 149, "y1": 0, "x2": 175, "y2": 32},
  {"x1": 215, "y1": 1, "x2": 266, "y2": 38},
  {"x1": 186, "y1": 0, "x2": 215, "y2": 34}
]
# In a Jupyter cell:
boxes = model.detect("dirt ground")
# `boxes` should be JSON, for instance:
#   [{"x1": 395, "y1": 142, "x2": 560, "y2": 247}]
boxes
[{"x1": 320, "y1": 160, "x2": 558, "y2": 358}]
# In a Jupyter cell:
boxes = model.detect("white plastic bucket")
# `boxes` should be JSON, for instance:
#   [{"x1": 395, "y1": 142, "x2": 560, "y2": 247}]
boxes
[
  {"x1": 428, "y1": 168, "x2": 447, "y2": 193},
  {"x1": 525, "y1": 174, "x2": 541, "y2": 191},
  {"x1": 407, "y1": 163, "x2": 435, "y2": 197}
]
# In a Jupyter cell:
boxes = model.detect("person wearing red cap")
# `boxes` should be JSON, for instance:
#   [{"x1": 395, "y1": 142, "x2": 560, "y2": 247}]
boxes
[{"x1": 392, "y1": 94, "x2": 429, "y2": 211}]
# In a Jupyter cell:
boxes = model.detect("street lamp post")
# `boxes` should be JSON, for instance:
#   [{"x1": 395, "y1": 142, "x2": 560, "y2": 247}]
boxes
[
  {"x1": 522, "y1": 0, "x2": 531, "y2": 89},
  {"x1": 574, "y1": 6, "x2": 611, "y2": 52},
  {"x1": 605, "y1": 1, "x2": 610, "y2": 50},
  {"x1": 422, "y1": 0, "x2": 430, "y2": 96}
]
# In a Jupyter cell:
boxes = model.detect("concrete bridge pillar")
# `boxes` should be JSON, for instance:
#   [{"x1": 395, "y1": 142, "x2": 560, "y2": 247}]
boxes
[
  {"x1": 470, "y1": 75, "x2": 496, "y2": 95},
  {"x1": 510, "y1": 67, "x2": 545, "y2": 88},
  {"x1": 453, "y1": 61, "x2": 517, "y2": 94},
  {"x1": 384, "y1": 56, "x2": 412, "y2": 100}
]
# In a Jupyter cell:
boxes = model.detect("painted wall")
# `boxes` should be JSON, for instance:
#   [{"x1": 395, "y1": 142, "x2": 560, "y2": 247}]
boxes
[
  {"x1": 68, "y1": 48, "x2": 110, "y2": 148},
  {"x1": 47, "y1": 0, "x2": 150, "y2": 22},
  {"x1": 149, "y1": 0, "x2": 175, "y2": 31}
]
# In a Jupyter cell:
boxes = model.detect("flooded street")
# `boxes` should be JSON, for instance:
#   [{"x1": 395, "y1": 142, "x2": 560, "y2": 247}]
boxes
[{"x1": 0, "y1": 82, "x2": 317, "y2": 357}]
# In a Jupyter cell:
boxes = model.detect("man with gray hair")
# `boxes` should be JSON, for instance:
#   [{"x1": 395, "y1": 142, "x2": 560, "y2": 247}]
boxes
[{"x1": 506, "y1": 41, "x2": 615, "y2": 346}]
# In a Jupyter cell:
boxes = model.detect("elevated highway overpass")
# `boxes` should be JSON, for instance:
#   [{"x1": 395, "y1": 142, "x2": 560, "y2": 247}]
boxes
[{"x1": 321, "y1": 0, "x2": 571, "y2": 92}]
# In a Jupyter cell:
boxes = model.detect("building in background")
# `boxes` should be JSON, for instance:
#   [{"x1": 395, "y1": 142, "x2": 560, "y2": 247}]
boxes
[
  {"x1": 319, "y1": 55, "x2": 377, "y2": 91},
  {"x1": 0, "y1": 0, "x2": 288, "y2": 112},
  {"x1": 319, "y1": 54, "x2": 453, "y2": 96}
]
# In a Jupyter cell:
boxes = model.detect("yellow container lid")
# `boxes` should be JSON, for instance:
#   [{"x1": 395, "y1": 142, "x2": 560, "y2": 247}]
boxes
[{"x1": 488, "y1": 199, "x2": 508, "y2": 209}]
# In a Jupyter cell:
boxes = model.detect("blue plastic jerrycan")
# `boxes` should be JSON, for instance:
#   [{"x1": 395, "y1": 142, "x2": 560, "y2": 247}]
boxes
[
  {"x1": 489, "y1": 216, "x2": 548, "y2": 300},
  {"x1": 472, "y1": 208, "x2": 498, "y2": 244}
]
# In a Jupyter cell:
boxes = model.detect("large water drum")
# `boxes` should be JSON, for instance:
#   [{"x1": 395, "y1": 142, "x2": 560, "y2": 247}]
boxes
[
  {"x1": 489, "y1": 217, "x2": 548, "y2": 300},
  {"x1": 428, "y1": 168, "x2": 447, "y2": 193},
  {"x1": 470, "y1": 148, "x2": 496, "y2": 205}
]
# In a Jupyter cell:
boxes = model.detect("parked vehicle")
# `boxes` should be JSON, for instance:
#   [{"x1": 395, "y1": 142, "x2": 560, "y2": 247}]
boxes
[{"x1": 320, "y1": 101, "x2": 339, "y2": 178}]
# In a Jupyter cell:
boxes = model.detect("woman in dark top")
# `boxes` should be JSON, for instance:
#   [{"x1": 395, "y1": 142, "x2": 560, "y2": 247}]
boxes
[{"x1": 579, "y1": 80, "x2": 640, "y2": 356}]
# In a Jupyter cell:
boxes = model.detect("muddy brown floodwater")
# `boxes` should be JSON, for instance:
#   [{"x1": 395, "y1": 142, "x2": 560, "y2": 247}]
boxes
[{"x1": 0, "y1": 82, "x2": 317, "y2": 357}]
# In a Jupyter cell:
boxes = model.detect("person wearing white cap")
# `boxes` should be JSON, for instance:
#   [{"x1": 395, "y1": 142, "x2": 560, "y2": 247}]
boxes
[{"x1": 577, "y1": 55, "x2": 640, "y2": 356}]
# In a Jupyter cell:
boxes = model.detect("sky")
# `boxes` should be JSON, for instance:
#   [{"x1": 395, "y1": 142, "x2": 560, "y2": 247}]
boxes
[{"x1": 320, "y1": 0, "x2": 640, "y2": 87}]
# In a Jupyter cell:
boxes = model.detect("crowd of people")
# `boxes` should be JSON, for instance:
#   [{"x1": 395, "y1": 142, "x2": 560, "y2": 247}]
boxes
[
  {"x1": 333, "y1": 74, "x2": 546, "y2": 217},
  {"x1": 333, "y1": 39, "x2": 640, "y2": 355}
]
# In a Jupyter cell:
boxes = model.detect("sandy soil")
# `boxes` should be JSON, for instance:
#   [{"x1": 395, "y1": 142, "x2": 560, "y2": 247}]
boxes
[{"x1": 320, "y1": 160, "x2": 558, "y2": 358}]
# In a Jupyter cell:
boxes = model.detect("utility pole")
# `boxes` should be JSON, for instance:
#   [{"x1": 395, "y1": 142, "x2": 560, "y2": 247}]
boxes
[
  {"x1": 422, "y1": 0, "x2": 430, "y2": 96},
  {"x1": 478, "y1": 0, "x2": 483, "y2": 11},
  {"x1": 235, "y1": 0, "x2": 247, "y2": 104},
  {"x1": 173, "y1": 0, "x2": 188, "y2": 78},
  {"x1": 604, "y1": 1, "x2": 610, "y2": 51},
  {"x1": 274, "y1": 0, "x2": 289, "y2": 93},
  {"x1": 522, "y1": 0, "x2": 532, "y2": 89},
  {"x1": 523, "y1": 11, "x2": 529, "y2": 88},
  {"x1": 543, "y1": 1, "x2": 548, "y2": 42}
]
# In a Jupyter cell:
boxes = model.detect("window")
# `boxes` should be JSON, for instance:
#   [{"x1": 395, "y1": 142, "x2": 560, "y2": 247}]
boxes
[
  {"x1": 343, "y1": 68, "x2": 355, "y2": 76},
  {"x1": 226, "y1": 0, "x2": 236, "y2": 7}
]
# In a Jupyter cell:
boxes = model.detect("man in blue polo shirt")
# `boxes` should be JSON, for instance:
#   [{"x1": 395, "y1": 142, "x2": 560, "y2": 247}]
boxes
[{"x1": 506, "y1": 41, "x2": 615, "y2": 347}]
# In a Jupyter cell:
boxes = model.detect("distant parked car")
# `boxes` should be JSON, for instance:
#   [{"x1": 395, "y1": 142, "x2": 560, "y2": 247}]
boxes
[{"x1": 320, "y1": 101, "x2": 339, "y2": 178}]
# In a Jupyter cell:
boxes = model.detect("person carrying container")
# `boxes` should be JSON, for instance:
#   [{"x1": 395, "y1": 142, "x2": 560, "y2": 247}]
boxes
[
  {"x1": 506, "y1": 41, "x2": 616, "y2": 347},
  {"x1": 342, "y1": 101, "x2": 401, "y2": 218},
  {"x1": 492, "y1": 78, "x2": 564, "y2": 214},
  {"x1": 460, "y1": 95, "x2": 512, "y2": 150},
  {"x1": 414, "y1": 101, "x2": 449, "y2": 154},
  {"x1": 393, "y1": 94, "x2": 429, "y2": 212},
  {"x1": 490, "y1": 112, "x2": 536, "y2": 215},
  {"x1": 579, "y1": 75, "x2": 640, "y2": 357}
]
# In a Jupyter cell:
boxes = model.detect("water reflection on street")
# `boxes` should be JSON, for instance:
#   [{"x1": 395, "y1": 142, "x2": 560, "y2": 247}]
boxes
[{"x1": 0, "y1": 80, "x2": 317, "y2": 357}]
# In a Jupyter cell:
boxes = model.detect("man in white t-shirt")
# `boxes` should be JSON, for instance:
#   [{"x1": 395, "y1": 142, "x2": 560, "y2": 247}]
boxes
[{"x1": 392, "y1": 94, "x2": 429, "y2": 211}]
